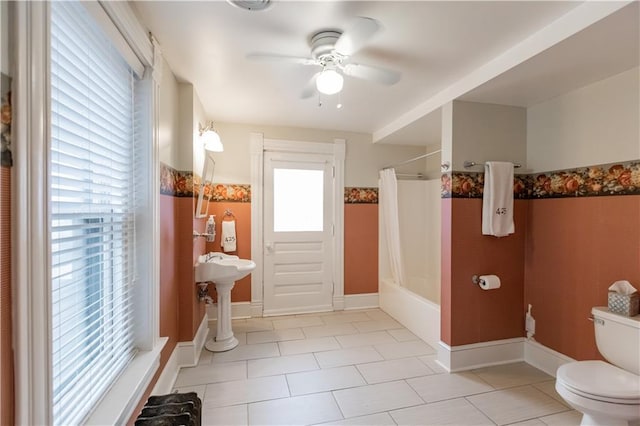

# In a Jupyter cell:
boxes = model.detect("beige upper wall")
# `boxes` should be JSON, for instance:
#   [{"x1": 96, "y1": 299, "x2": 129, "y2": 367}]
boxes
[
  {"x1": 158, "y1": 58, "x2": 179, "y2": 169},
  {"x1": 211, "y1": 122, "x2": 427, "y2": 187},
  {"x1": 1, "y1": 2, "x2": 8, "y2": 75},
  {"x1": 447, "y1": 100, "x2": 527, "y2": 171},
  {"x1": 527, "y1": 66, "x2": 640, "y2": 172}
]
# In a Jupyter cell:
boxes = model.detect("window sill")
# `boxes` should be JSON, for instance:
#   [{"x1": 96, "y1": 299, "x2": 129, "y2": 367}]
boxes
[{"x1": 85, "y1": 337, "x2": 168, "y2": 425}]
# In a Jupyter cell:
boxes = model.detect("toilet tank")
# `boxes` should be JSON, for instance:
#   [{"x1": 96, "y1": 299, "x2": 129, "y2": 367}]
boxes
[{"x1": 592, "y1": 307, "x2": 640, "y2": 375}]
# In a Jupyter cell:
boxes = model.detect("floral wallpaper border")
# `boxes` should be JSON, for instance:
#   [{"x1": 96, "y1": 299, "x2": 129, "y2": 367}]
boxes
[
  {"x1": 160, "y1": 162, "x2": 251, "y2": 202},
  {"x1": 441, "y1": 160, "x2": 640, "y2": 199},
  {"x1": 345, "y1": 187, "x2": 378, "y2": 204},
  {"x1": 1, "y1": 73, "x2": 13, "y2": 168}
]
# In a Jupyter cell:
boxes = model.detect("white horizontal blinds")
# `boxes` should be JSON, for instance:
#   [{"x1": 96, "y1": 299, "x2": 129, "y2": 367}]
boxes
[{"x1": 50, "y1": 2, "x2": 138, "y2": 425}]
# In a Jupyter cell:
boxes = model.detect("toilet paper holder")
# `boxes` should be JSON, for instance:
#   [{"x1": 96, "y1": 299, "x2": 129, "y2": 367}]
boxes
[{"x1": 472, "y1": 275, "x2": 484, "y2": 286}]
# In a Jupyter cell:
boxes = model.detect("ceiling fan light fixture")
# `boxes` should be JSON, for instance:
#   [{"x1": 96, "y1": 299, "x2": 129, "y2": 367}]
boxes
[
  {"x1": 226, "y1": 0, "x2": 271, "y2": 11},
  {"x1": 316, "y1": 69, "x2": 344, "y2": 95}
]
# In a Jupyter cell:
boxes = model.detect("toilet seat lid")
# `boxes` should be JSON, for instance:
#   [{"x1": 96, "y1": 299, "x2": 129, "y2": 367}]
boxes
[{"x1": 557, "y1": 360, "x2": 640, "y2": 401}]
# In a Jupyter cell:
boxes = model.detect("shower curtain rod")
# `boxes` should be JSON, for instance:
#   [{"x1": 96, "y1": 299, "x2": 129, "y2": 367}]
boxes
[
  {"x1": 396, "y1": 173, "x2": 427, "y2": 180},
  {"x1": 382, "y1": 149, "x2": 442, "y2": 170}
]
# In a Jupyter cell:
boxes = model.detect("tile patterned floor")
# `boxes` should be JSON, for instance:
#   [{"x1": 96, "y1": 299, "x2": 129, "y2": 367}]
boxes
[{"x1": 173, "y1": 309, "x2": 579, "y2": 426}]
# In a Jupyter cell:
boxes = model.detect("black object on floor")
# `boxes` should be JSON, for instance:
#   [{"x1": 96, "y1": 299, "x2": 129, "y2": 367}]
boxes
[{"x1": 135, "y1": 392, "x2": 202, "y2": 426}]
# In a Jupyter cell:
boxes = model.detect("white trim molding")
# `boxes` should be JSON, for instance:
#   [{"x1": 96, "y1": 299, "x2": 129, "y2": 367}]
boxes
[
  {"x1": 437, "y1": 337, "x2": 525, "y2": 372},
  {"x1": 250, "y1": 133, "x2": 265, "y2": 318},
  {"x1": 344, "y1": 293, "x2": 379, "y2": 310},
  {"x1": 524, "y1": 339, "x2": 575, "y2": 378},
  {"x1": 151, "y1": 316, "x2": 209, "y2": 396},
  {"x1": 13, "y1": 2, "x2": 51, "y2": 423}
]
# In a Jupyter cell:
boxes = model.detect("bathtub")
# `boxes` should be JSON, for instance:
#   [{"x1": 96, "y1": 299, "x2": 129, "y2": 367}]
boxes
[{"x1": 379, "y1": 277, "x2": 440, "y2": 349}]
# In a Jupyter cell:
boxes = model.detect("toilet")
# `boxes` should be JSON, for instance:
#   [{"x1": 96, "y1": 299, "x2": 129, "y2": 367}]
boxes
[{"x1": 556, "y1": 307, "x2": 640, "y2": 426}]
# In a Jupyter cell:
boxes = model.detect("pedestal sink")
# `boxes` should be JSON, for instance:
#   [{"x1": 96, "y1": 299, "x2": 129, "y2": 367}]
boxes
[{"x1": 195, "y1": 253, "x2": 256, "y2": 352}]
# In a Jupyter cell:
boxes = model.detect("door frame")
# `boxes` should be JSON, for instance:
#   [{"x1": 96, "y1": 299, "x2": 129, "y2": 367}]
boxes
[{"x1": 250, "y1": 133, "x2": 345, "y2": 317}]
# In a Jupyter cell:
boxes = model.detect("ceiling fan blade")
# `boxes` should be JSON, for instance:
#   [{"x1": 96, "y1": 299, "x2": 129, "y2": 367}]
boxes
[
  {"x1": 334, "y1": 17, "x2": 380, "y2": 56},
  {"x1": 342, "y1": 63, "x2": 401, "y2": 85},
  {"x1": 300, "y1": 73, "x2": 320, "y2": 99},
  {"x1": 246, "y1": 53, "x2": 318, "y2": 66}
]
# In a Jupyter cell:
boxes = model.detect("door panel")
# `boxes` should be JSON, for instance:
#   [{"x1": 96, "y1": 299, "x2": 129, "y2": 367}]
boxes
[{"x1": 263, "y1": 152, "x2": 334, "y2": 315}]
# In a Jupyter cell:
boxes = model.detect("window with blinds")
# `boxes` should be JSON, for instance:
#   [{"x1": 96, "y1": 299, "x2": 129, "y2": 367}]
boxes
[{"x1": 50, "y1": 2, "x2": 139, "y2": 424}]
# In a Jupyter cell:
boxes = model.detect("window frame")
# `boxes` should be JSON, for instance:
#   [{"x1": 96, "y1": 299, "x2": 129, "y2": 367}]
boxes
[{"x1": 12, "y1": 1, "x2": 163, "y2": 424}]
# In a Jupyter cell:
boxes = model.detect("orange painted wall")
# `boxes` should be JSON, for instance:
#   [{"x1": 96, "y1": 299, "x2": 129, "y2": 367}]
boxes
[
  {"x1": 1, "y1": 167, "x2": 13, "y2": 425},
  {"x1": 524, "y1": 195, "x2": 640, "y2": 360},
  {"x1": 344, "y1": 204, "x2": 378, "y2": 294},
  {"x1": 204, "y1": 202, "x2": 252, "y2": 302},
  {"x1": 442, "y1": 198, "x2": 527, "y2": 346},
  {"x1": 159, "y1": 194, "x2": 179, "y2": 359}
]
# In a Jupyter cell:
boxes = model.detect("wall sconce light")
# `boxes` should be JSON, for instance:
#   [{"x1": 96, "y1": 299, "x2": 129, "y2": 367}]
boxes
[
  {"x1": 199, "y1": 121, "x2": 224, "y2": 152},
  {"x1": 316, "y1": 67, "x2": 344, "y2": 95}
]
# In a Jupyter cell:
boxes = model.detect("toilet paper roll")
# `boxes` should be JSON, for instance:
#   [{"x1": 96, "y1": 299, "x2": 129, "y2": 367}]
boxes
[{"x1": 479, "y1": 275, "x2": 501, "y2": 290}]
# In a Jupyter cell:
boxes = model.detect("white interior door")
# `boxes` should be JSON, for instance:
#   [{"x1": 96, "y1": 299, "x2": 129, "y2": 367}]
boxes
[{"x1": 263, "y1": 152, "x2": 334, "y2": 315}]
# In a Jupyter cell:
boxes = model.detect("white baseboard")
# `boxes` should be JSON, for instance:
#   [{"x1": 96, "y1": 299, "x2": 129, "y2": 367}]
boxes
[
  {"x1": 207, "y1": 301, "x2": 252, "y2": 322},
  {"x1": 524, "y1": 339, "x2": 575, "y2": 377},
  {"x1": 379, "y1": 279, "x2": 440, "y2": 349},
  {"x1": 333, "y1": 296, "x2": 345, "y2": 311},
  {"x1": 344, "y1": 293, "x2": 379, "y2": 310},
  {"x1": 151, "y1": 315, "x2": 209, "y2": 396},
  {"x1": 250, "y1": 301, "x2": 263, "y2": 318},
  {"x1": 438, "y1": 337, "x2": 525, "y2": 372}
]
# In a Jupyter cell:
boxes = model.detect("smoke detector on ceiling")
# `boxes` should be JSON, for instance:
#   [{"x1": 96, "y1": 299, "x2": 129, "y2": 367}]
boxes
[{"x1": 226, "y1": 0, "x2": 272, "y2": 11}]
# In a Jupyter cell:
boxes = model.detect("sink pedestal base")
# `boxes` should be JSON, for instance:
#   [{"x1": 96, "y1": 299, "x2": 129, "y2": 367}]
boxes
[{"x1": 205, "y1": 280, "x2": 239, "y2": 352}]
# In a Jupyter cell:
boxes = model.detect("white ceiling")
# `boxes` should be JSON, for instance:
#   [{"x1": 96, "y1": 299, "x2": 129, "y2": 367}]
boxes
[{"x1": 132, "y1": 1, "x2": 638, "y2": 146}]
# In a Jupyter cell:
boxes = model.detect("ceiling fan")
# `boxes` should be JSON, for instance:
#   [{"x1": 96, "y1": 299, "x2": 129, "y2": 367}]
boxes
[{"x1": 247, "y1": 17, "x2": 401, "y2": 99}]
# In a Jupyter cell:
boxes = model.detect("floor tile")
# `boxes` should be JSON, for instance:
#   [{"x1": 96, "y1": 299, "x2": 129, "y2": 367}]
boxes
[
  {"x1": 232, "y1": 318, "x2": 273, "y2": 333},
  {"x1": 418, "y1": 354, "x2": 448, "y2": 374},
  {"x1": 197, "y1": 348, "x2": 214, "y2": 365},
  {"x1": 373, "y1": 340, "x2": 436, "y2": 359},
  {"x1": 201, "y1": 404, "x2": 248, "y2": 426},
  {"x1": 390, "y1": 398, "x2": 494, "y2": 425},
  {"x1": 472, "y1": 361, "x2": 552, "y2": 389},
  {"x1": 388, "y1": 328, "x2": 419, "y2": 342},
  {"x1": 406, "y1": 371, "x2": 494, "y2": 402},
  {"x1": 336, "y1": 331, "x2": 397, "y2": 348},
  {"x1": 303, "y1": 322, "x2": 359, "y2": 338},
  {"x1": 247, "y1": 353, "x2": 318, "y2": 378},
  {"x1": 174, "y1": 361, "x2": 247, "y2": 387},
  {"x1": 539, "y1": 410, "x2": 582, "y2": 426},
  {"x1": 321, "y1": 312, "x2": 372, "y2": 324},
  {"x1": 248, "y1": 392, "x2": 343, "y2": 425},
  {"x1": 272, "y1": 315, "x2": 324, "y2": 329},
  {"x1": 203, "y1": 375, "x2": 289, "y2": 407},
  {"x1": 509, "y1": 420, "x2": 546, "y2": 426},
  {"x1": 356, "y1": 357, "x2": 434, "y2": 384},
  {"x1": 533, "y1": 380, "x2": 571, "y2": 407},
  {"x1": 353, "y1": 318, "x2": 403, "y2": 333},
  {"x1": 287, "y1": 365, "x2": 366, "y2": 395},
  {"x1": 363, "y1": 310, "x2": 395, "y2": 321},
  {"x1": 315, "y1": 346, "x2": 384, "y2": 369},
  {"x1": 467, "y1": 385, "x2": 568, "y2": 425},
  {"x1": 175, "y1": 309, "x2": 582, "y2": 426},
  {"x1": 210, "y1": 342, "x2": 280, "y2": 363},
  {"x1": 333, "y1": 380, "x2": 424, "y2": 418},
  {"x1": 246, "y1": 327, "x2": 305, "y2": 345},
  {"x1": 317, "y1": 412, "x2": 396, "y2": 426},
  {"x1": 278, "y1": 336, "x2": 341, "y2": 355}
]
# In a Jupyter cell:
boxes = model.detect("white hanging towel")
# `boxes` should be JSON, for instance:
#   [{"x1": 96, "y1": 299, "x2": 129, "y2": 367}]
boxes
[
  {"x1": 221, "y1": 220, "x2": 237, "y2": 252},
  {"x1": 482, "y1": 161, "x2": 515, "y2": 237}
]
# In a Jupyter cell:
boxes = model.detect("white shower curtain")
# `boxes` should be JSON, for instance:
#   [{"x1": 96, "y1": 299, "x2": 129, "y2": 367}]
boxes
[{"x1": 379, "y1": 168, "x2": 405, "y2": 287}]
